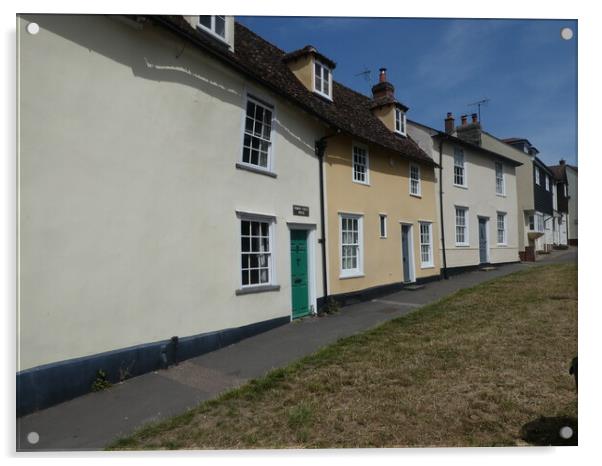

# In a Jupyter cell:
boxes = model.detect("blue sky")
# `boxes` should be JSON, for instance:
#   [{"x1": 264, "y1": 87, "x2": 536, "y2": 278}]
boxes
[{"x1": 238, "y1": 16, "x2": 577, "y2": 166}]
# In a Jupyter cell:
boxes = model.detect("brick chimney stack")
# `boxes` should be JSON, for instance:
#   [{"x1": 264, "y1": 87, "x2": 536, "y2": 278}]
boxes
[
  {"x1": 559, "y1": 159, "x2": 566, "y2": 165},
  {"x1": 471, "y1": 113, "x2": 478, "y2": 124},
  {"x1": 371, "y1": 67, "x2": 395, "y2": 101},
  {"x1": 461, "y1": 114, "x2": 467, "y2": 126},
  {"x1": 444, "y1": 112, "x2": 455, "y2": 134}
]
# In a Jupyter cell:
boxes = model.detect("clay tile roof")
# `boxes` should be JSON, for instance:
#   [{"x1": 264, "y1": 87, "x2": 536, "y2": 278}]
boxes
[{"x1": 154, "y1": 16, "x2": 436, "y2": 167}]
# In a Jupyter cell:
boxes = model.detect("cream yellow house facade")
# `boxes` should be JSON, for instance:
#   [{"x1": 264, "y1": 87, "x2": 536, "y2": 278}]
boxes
[{"x1": 324, "y1": 134, "x2": 441, "y2": 298}]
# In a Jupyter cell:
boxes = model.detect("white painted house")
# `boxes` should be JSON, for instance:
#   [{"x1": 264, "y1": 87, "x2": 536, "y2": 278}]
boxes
[
  {"x1": 408, "y1": 114, "x2": 522, "y2": 273},
  {"x1": 18, "y1": 14, "x2": 331, "y2": 414}
]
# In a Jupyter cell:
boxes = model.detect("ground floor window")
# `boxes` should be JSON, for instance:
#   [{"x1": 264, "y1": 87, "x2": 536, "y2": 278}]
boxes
[
  {"x1": 455, "y1": 207, "x2": 468, "y2": 246},
  {"x1": 340, "y1": 214, "x2": 363, "y2": 277},
  {"x1": 379, "y1": 214, "x2": 387, "y2": 238},
  {"x1": 240, "y1": 218, "x2": 272, "y2": 286},
  {"x1": 419, "y1": 222, "x2": 433, "y2": 267},
  {"x1": 497, "y1": 213, "x2": 506, "y2": 245}
]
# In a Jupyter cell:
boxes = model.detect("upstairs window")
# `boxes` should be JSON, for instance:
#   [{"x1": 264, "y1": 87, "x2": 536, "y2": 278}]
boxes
[
  {"x1": 454, "y1": 148, "x2": 466, "y2": 187},
  {"x1": 409, "y1": 163, "x2": 421, "y2": 196},
  {"x1": 395, "y1": 108, "x2": 406, "y2": 136},
  {"x1": 242, "y1": 96, "x2": 273, "y2": 170},
  {"x1": 352, "y1": 144, "x2": 369, "y2": 184},
  {"x1": 564, "y1": 184, "x2": 568, "y2": 197},
  {"x1": 535, "y1": 167, "x2": 540, "y2": 185},
  {"x1": 529, "y1": 215, "x2": 535, "y2": 230},
  {"x1": 545, "y1": 174, "x2": 550, "y2": 191},
  {"x1": 314, "y1": 60, "x2": 332, "y2": 99},
  {"x1": 198, "y1": 15, "x2": 226, "y2": 41},
  {"x1": 495, "y1": 162, "x2": 505, "y2": 195}
]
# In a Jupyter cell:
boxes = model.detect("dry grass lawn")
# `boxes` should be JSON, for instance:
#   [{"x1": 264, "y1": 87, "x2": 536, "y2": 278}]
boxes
[{"x1": 109, "y1": 263, "x2": 577, "y2": 449}]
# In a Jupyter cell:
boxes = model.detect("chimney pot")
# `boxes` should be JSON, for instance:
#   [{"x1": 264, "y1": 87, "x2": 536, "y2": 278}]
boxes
[
  {"x1": 444, "y1": 112, "x2": 455, "y2": 134},
  {"x1": 559, "y1": 159, "x2": 566, "y2": 165},
  {"x1": 379, "y1": 68, "x2": 387, "y2": 83},
  {"x1": 461, "y1": 114, "x2": 467, "y2": 125},
  {"x1": 471, "y1": 113, "x2": 478, "y2": 123}
]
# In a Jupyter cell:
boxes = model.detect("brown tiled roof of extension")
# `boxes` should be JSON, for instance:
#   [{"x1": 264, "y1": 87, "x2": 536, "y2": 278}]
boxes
[
  {"x1": 548, "y1": 164, "x2": 566, "y2": 181},
  {"x1": 153, "y1": 16, "x2": 436, "y2": 167}
]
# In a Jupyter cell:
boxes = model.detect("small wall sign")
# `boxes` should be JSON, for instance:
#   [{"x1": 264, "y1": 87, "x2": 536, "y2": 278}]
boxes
[{"x1": 293, "y1": 205, "x2": 309, "y2": 217}]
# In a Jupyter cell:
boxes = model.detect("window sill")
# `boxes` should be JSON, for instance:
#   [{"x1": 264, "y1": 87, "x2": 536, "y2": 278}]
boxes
[
  {"x1": 496, "y1": 193, "x2": 506, "y2": 198},
  {"x1": 313, "y1": 90, "x2": 333, "y2": 102},
  {"x1": 379, "y1": 236, "x2": 387, "y2": 239},
  {"x1": 235, "y1": 284, "x2": 281, "y2": 296},
  {"x1": 455, "y1": 244, "x2": 470, "y2": 247},
  {"x1": 352, "y1": 180, "x2": 370, "y2": 186},
  {"x1": 236, "y1": 162, "x2": 277, "y2": 178},
  {"x1": 497, "y1": 243, "x2": 508, "y2": 247},
  {"x1": 421, "y1": 264, "x2": 435, "y2": 269},
  {"x1": 453, "y1": 184, "x2": 468, "y2": 190},
  {"x1": 409, "y1": 193, "x2": 422, "y2": 198},
  {"x1": 339, "y1": 273, "x2": 365, "y2": 280},
  {"x1": 394, "y1": 130, "x2": 407, "y2": 137}
]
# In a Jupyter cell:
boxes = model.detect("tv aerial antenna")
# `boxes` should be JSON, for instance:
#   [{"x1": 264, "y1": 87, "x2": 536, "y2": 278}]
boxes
[
  {"x1": 355, "y1": 67, "x2": 372, "y2": 94},
  {"x1": 468, "y1": 98, "x2": 490, "y2": 123}
]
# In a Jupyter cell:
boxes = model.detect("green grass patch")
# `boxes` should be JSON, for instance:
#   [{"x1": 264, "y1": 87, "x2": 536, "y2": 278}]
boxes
[{"x1": 108, "y1": 263, "x2": 577, "y2": 449}]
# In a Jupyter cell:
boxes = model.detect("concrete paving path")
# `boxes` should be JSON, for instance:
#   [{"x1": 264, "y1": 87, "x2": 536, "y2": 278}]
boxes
[{"x1": 16, "y1": 248, "x2": 577, "y2": 451}]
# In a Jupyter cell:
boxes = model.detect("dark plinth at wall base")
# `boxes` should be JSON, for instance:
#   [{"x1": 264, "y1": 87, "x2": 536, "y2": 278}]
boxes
[
  {"x1": 323, "y1": 274, "x2": 441, "y2": 308},
  {"x1": 568, "y1": 239, "x2": 577, "y2": 246},
  {"x1": 445, "y1": 260, "x2": 521, "y2": 277},
  {"x1": 16, "y1": 315, "x2": 290, "y2": 417}
]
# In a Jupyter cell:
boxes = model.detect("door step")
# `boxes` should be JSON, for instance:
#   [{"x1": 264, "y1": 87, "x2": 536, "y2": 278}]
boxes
[
  {"x1": 479, "y1": 266, "x2": 497, "y2": 272},
  {"x1": 404, "y1": 284, "x2": 425, "y2": 291}
]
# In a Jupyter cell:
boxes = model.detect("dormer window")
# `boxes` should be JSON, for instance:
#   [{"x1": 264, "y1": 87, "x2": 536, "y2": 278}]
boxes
[
  {"x1": 395, "y1": 108, "x2": 406, "y2": 136},
  {"x1": 198, "y1": 15, "x2": 226, "y2": 42},
  {"x1": 314, "y1": 60, "x2": 332, "y2": 99}
]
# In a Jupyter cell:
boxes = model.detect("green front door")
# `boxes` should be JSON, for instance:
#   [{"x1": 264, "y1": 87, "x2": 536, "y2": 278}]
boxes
[{"x1": 290, "y1": 230, "x2": 310, "y2": 319}]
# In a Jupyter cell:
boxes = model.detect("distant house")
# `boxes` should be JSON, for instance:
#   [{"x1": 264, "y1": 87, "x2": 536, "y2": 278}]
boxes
[
  {"x1": 500, "y1": 139, "x2": 557, "y2": 255},
  {"x1": 548, "y1": 162, "x2": 570, "y2": 247},
  {"x1": 408, "y1": 113, "x2": 522, "y2": 274},
  {"x1": 478, "y1": 135, "x2": 552, "y2": 260},
  {"x1": 549, "y1": 160, "x2": 578, "y2": 246}
]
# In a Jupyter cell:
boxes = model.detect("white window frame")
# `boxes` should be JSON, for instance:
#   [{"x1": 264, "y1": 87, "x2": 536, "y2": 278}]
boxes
[
  {"x1": 419, "y1": 222, "x2": 434, "y2": 268},
  {"x1": 379, "y1": 214, "x2": 387, "y2": 239},
  {"x1": 496, "y1": 212, "x2": 507, "y2": 245},
  {"x1": 240, "y1": 94, "x2": 275, "y2": 173},
  {"x1": 409, "y1": 163, "x2": 421, "y2": 197},
  {"x1": 352, "y1": 143, "x2": 370, "y2": 185},
  {"x1": 528, "y1": 215, "x2": 535, "y2": 231},
  {"x1": 536, "y1": 213, "x2": 544, "y2": 232},
  {"x1": 394, "y1": 108, "x2": 407, "y2": 136},
  {"x1": 339, "y1": 213, "x2": 364, "y2": 278},
  {"x1": 239, "y1": 215, "x2": 275, "y2": 289},
  {"x1": 495, "y1": 161, "x2": 505, "y2": 196},
  {"x1": 545, "y1": 174, "x2": 550, "y2": 191},
  {"x1": 535, "y1": 167, "x2": 540, "y2": 185},
  {"x1": 197, "y1": 15, "x2": 227, "y2": 43},
  {"x1": 453, "y1": 147, "x2": 467, "y2": 187},
  {"x1": 313, "y1": 59, "x2": 332, "y2": 100},
  {"x1": 455, "y1": 207, "x2": 469, "y2": 246}
]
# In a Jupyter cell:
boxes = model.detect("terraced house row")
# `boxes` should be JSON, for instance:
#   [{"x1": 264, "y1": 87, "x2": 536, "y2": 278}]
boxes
[{"x1": 17, "y1": 14, "x2": 577, "y2": 415}]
